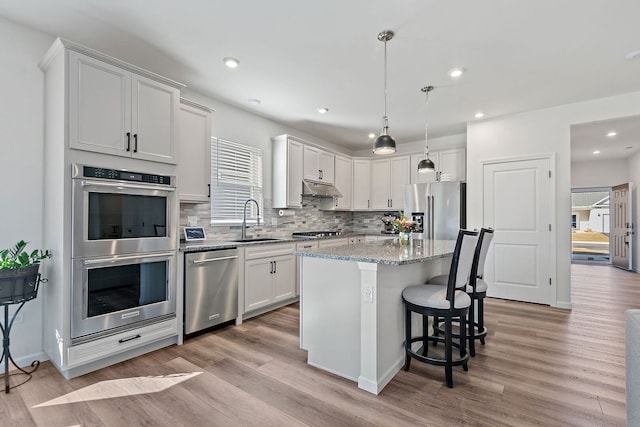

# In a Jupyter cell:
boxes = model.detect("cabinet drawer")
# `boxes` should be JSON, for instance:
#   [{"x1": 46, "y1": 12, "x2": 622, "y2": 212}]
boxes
[
  {"x1": 244, "y1": 243, "x2": 296, "y2": 260},
  {"x1": 295, "y1": 241, "x2": 319, "y2": 251},
  {"x1": 318, "y1": 238, "x2": 349, "y2": 248},
  {"x1": 67, "y1": 318, "x2": 177, "y2": 367}
]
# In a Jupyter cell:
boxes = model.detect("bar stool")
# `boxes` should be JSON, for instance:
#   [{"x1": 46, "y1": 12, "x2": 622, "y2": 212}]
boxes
[
  {"x1": 429, "y1": 228, "x2": 494, "y2": 356},
  {"x1": 401, "y1": 229, "x2": 478, "y2": 388}
]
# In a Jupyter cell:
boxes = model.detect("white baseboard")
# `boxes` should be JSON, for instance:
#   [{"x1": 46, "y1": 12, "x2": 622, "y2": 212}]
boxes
[
  {"x1": 553, "y1": 301, "x2": 572, "y2": 310},
  {"x1": 0, "y1": 350, "x2": 49, "y2": 372}
]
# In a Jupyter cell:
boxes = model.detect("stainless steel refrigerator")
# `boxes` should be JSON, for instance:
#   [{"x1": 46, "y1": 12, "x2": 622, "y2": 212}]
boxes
[{"x1": 404, "y1": 181, "x2": 466, "y2": 240}]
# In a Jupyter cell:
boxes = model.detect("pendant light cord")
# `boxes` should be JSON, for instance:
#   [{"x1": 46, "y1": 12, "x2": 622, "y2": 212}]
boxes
[
  {"x1": 383, "y1": 38, "x2": 388, "y2": 123},
  {"x1": 422, "y1": 86, "x2": 433, "y2": 158}
]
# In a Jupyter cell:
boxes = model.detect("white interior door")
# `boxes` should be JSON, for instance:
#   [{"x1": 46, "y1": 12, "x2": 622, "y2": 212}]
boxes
[
  {"x1": 483, "y1": 158, "x2": 553, "y2": 304},
  {"x1": 612, "y1": 183, "x2": 633, "y2": 270}
]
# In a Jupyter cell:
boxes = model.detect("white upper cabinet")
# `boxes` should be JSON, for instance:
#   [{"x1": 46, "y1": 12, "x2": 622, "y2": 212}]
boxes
[
  {"x1": 352, "y1": 159, "x2": 371, "y2": 210},
  {"x1": 370, "y1": 156, "x2": 410, "y2": 210},
  {"x1": 333, "y1": 154, "x2": 352, "y2": 210},
  {"x1": 303, "y1": 145, "x2": 334, "y2": 184},
  {"x1": 68, "y1": 50, "x2": 180, "y2": 164},
  {"x1": 438, "y1": 148, "x2": 466, "y2": 181},
  {"x1": 272, "y1": 135, "x2": 304, "y2": 208},
  {"x1": 178, "y1": 99, "x2": 212, "y2": 203},
  {"x1": 410, "y1": 148, "x2": 466, "y2": 183}
]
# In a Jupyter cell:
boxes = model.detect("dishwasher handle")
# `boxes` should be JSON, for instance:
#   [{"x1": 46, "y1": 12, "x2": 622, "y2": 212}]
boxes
[{"x1": 192, "y1": 255, "x2": 238, "y2": 265}]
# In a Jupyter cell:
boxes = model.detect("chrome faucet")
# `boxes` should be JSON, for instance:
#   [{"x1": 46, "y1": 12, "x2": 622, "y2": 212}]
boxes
[{"x1": 242, "y1": 198, "x2": 261, "y2": 240}]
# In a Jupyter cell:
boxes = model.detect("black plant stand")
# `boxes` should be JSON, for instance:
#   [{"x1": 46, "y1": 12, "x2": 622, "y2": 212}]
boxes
[{"x1": 0, "y1": 268, "x2": 43, "y2": 393}]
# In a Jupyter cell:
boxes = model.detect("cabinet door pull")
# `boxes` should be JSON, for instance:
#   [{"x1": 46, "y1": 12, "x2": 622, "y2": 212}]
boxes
[
  {"x1": 273, "y1": 260, "x2": 277, "y2": 274},
  {"x1": 126, "y1": 132, "x2": 131, "y2": 152},
  {"x1": 270, "y1": 261, "x2": 274, "y2": 274},
  {"x1": 133, "y1": 134, "x2": 138, "y2": 153},
  {"x1": 207, "y1": 183, "x2": 211, "y2": 198},
  {"x1": 118, "y1": 334, "x2": 141, "y2": 344}
]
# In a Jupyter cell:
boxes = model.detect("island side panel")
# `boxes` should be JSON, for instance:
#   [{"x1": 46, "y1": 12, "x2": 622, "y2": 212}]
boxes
[
  {"x1": 358, "y1": 258, "x2": 451, "y2": 394},
  {"x1": 300, "y1": 256, "x2": 361, "y2": 381}
]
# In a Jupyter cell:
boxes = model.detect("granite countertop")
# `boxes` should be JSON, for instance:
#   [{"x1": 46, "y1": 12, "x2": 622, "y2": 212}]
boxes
[
  {"x1": 293, "y1": 239, "x2": 456, "y2": 265},
  {"x1": 179, "y1": 233, "x2": 368, "y2": 253}
]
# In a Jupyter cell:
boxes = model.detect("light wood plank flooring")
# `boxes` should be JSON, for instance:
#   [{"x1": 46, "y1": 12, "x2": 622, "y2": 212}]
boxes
[{"x1": 1, "y1": 264, "x2": 637, "y2": 426}]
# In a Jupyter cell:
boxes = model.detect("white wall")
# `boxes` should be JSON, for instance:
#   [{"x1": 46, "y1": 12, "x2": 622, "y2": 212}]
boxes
[
  {"x1": 629, "y1": 151, "x2": 640, "y2": 272},
  {"x1": 0, "y1": 17, "x2": 54, "y2": 366},
  {"x1": 571, "y1": 158, "x2": 629, "y2": 188},
  {"x1": 468, "y1": 91, "x2": 640, "y2": 307}
]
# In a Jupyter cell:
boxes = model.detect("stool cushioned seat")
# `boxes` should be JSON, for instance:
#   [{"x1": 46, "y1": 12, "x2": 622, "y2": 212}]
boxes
[{"x1": 403, "y1": 285, "x2": 470, "y2": 309}]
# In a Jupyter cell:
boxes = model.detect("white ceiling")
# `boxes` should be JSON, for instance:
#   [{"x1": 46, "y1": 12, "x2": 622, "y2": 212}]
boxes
[{"x1": 2, "y1": 0, "x2": 640, "y2": 157}]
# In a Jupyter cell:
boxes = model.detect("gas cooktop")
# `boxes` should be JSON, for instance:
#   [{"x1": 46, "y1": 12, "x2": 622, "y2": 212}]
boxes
[{"x1": 291, "y1": 231, "x2": 343, "y2": 238}]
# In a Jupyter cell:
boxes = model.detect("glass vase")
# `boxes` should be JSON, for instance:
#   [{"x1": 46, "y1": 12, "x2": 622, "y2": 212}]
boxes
[{"x1": 399, "y1": 231, "x2": 411, "y2": 246}]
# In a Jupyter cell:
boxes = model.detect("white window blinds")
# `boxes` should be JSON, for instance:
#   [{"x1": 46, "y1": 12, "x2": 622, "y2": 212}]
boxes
[{"x1": 210, "y1": 137, "x2": 263, "y2": 224}]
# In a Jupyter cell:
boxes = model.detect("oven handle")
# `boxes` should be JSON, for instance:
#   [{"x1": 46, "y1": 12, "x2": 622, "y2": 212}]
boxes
[
  {"x1": 83, "y1": 251, "x2": 175, "y2": 265},
  {"x1": 81, "y1": 179, "x2": 175, "y2": 192}
]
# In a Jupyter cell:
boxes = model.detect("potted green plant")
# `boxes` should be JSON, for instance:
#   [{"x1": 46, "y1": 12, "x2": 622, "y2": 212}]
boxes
[{"x1": 0, "y1": 240, "x2": 51, "y2": 304}]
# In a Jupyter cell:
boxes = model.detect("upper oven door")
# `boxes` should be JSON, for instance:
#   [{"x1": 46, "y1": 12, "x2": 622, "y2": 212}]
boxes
[{"x1": 72, "y1": 177, "x2": 177, "y2": 258}]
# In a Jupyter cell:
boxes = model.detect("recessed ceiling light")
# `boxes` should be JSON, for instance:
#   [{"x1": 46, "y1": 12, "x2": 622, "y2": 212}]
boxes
[
  {"x1": 625, "y1": 50, "x2": 640, "y2": 61},
  {"x1": 474, "y1": 112, "x2": 485, "y2": 119},
  {"x1": 248, "y1": 98, "x2": 261, "y2": 105},
  {"x1": 317, "y1": 107, "x2": 329, "y2": 114},
  {"x1": 607, "y1": 131, "x2": 617, "y2": 137},
  {"x1": 593, "y1": 150, "x2": 601, "y2": 155},
  {"x1": 368, "y1": 133, "x2": 376, "y2": 139},
  {"x1": 223, "y1": 57, "x2": 240, "y2": 68},
  {"x1": 449, "y1": 68, "x2": 464, "y2": 78}
]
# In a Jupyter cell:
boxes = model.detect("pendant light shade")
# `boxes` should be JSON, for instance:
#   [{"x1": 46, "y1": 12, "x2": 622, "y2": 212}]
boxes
[
  {"x1": 373, "y1": 30, "x2": 396, "y2": 155},
  {"x1": 418, "y1": 85, "x2": 435, "y2": 173}
]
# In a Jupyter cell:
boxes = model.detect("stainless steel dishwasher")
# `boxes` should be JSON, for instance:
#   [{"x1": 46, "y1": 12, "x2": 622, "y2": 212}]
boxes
[{"x1": 184, "y1": 248, "x2": 238, "y2": 335}]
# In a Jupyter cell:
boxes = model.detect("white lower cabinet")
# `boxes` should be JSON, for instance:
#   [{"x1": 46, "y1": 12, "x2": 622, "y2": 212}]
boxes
[
  {"x1": 67, "y1": 318, "x2": 177, "y2": 367},
  {"x1": 244, "y1": 243, "x2": 296, "y2": 313}
]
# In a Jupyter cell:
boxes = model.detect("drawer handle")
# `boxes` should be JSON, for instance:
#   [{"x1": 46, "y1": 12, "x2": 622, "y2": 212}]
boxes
[
  {"x1": 118, "y1": 334, "x2": 141, "y2": 344},
  {"x1": 208, "y1": 314, "x2": 220, "y2": 321}
]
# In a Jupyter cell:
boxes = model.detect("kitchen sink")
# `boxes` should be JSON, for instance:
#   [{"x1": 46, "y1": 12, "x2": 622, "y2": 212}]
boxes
[{"x1": 229, "y1": 238, "x2": 283, "y2": 243}]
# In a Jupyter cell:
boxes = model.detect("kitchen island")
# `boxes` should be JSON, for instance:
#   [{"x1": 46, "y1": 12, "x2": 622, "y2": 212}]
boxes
[{"x1": 294, "y1": 238, "x2": 455, "y2": 395}]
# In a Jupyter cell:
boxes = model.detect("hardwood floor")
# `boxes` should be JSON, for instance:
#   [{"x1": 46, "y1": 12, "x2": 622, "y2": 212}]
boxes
[{"x1": 1, "y1": 264, "x2": 637, "y2": 426}]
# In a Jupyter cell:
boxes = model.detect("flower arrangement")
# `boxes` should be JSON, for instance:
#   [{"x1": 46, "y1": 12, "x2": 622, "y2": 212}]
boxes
[{"x1": 392, "y1": 215, "x2": 419, "y2": 233}]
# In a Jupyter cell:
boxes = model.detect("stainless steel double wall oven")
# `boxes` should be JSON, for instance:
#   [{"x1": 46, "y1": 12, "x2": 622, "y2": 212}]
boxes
[{"x1": 71, "y1": 164, "x2": 177, "y2": 342}]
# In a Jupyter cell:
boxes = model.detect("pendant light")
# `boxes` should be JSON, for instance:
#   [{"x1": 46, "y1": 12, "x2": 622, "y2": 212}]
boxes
[
  {"x1": 417, "y1": 85, "x2": 436, "y2": 173},
  {"x1": 373, "y1": 30, "x2": 396, "y2": 155}
]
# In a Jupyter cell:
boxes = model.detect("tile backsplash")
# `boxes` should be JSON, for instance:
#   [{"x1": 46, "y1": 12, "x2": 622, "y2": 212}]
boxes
[{"x1": 180, "y1": 196, "x2": 392, "y2": 240}]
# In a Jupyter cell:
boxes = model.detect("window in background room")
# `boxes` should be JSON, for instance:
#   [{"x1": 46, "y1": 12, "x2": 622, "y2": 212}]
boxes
[
  {"x1": 570, "y1": 188, "x2": 610, "y2": 263},
  {"x1": 210, "y1": 137, "x2": 263, "y2": 224}
]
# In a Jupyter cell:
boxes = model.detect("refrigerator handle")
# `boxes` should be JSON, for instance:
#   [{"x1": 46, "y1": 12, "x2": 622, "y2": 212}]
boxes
[{"x1": 428, "y1": 195, "x2": 435, "y2": 240}]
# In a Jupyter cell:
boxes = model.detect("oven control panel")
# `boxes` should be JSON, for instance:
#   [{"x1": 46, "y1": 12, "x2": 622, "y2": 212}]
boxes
[{"x1": 82, "y1": 166, "x2": 172, "y2": 186}]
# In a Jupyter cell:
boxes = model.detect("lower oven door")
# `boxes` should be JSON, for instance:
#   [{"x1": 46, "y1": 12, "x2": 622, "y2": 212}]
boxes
[{"x1": 71, "y1": 251, "x2": 176, "y2": 342}]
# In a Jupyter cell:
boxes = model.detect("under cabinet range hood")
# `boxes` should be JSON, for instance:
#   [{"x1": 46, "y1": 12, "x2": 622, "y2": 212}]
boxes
[{"x1": 302, "y1": 180, "x2": 342, "y2": 198}]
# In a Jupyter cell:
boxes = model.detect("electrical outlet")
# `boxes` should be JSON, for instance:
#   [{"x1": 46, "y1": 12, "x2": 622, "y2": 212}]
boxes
[
  {"x1": 187, "y1": 216, "x2": 198, "y2": 226},
  {"x1": 271, "y1": 218, "x2": 278, "y2": 226},
  {"x1": 334, "y1": 218, "x2": 339, "y2": 224},
  {"x1": 362, "y1": 286, "x2": 374, "y2": 303}
]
